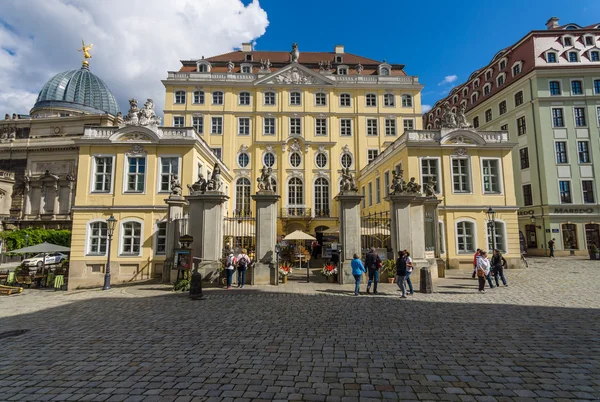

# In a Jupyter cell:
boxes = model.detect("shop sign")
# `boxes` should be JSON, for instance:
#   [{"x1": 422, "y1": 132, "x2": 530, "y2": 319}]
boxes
[
  {"x1": 553, "y1": 208, "x2": 594, "y2": 214},
  {"x1": 552, "y1": 229, "x2": 559, "y2": 233},
  {"x1": 518, "y1": 210, "x2": 534, "y2": 216}
]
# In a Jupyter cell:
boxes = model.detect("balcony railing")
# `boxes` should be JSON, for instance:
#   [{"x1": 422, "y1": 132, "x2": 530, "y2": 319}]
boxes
[{"x1": 281, "y1": 207, "x2": 312, "y2": 218}]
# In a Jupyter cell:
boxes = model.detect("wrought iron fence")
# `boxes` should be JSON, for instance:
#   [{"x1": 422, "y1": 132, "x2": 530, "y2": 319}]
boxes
[
  {"x1": 360, "y1": 211, "x2": 391, "y2": 252},
  {"x1": 223, "y1": 210, "x2": 256, "y2": 254}
]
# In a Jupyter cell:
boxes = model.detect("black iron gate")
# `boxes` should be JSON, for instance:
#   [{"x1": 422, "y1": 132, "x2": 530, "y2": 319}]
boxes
[{"x1": 360, "y1": 211, "x2": 391, "y2": 253}]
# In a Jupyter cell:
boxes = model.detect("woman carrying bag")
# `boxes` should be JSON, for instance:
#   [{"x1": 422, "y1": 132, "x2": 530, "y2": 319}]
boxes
[{"x1": 476, "y1": 250, "x2": 491, "y2": 293}]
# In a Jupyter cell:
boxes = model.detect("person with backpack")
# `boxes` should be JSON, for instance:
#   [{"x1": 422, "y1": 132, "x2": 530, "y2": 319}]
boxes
[
  {"x1": 404, "y1": 250, "x2": 415, "y2": 295},
  {"x1": 365, "y1": 247, "x2": 382, "y2": 294},
  {"x1": 351, "y1": 253, "x2": 367, "y2": 296},
  {"x1": 491, "y1": 249, "x2": 508, "y2": 287},
  {"x1": 396, "y1": 250, "x2": 408, "y2": 298},
  {"x1": 225, "y1": 252, "x2": 236, "y2": 290},
  {"x1": 236, "y1": 248, "x2": 250, "y2": 288},
  {"x1": 548, "y1": 238, "x2": 556, "y2": 258},
  {"x1": 476, "y1": 250, "x2": 491, "y2": 293}
]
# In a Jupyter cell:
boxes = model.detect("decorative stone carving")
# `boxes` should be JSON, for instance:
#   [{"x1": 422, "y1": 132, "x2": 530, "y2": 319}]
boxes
[
  {"x1": 318, "y1": 145, "x2": 326, "y2": 152},
  {"x1": 423, "y1": 177, "x2": 437, "y2": 197},
  {"x1": 441, "y1": 104, "x2": 457, "y2": 128},
  {"x1": 257, "y1": 167, "x2": 275, "y2": 192},
  {"x1": 4, "y1": 114, "x2": 8, "y2": 120},
  {"x1": 170, "y1": 175, "x2": 182, "y2": 197},
  {"x1": 259, "y1": 59, "x2": 271, "y2": 71},
  {"x1": 390, "y1": 170, "x2": 406, "y2": 194},
  {"x1": 356, "y1": 63, "x2": 364, "y2": 74},
  {"x1": 452, "y1": 147, "x2": 469, "y2": 157},
  {"x1": 240, "y1": 144, "x2": 249, "y2": 152},
  {"x1": 122, "y1": 98, "x2": 161, "y2": 127},
  {"x1": 125, "y1": 144, "x2": 147, "y2": 156},
  {"x1": 120, "y1": 132, "x2": 151, "y2": 142},
  {"x1": 275, "y1": 67, "x2": 314, "y2": 84},
  {"x1": 205, "y1": 162, "x2": 222, "y2": 192},
  {"x1": 342, "y1": 144, "x2": 351, "y2": 153},
  {"x1": 188, "y1": 172, "x2": 207, "y2": 195},
  {"x1": 227, "y1": 60, "x2": 234, "y2": 73},
  {"x1": 66, "y1": 174, "x2": 76, "y2": 182},
  {"x1": 289, "y1": 139, "x2": 302, "y2": 152},
  {"x1": 405, "y1": 177, "x2": 422, "y2": 194},
  {"x1": 339, "y1": 168, "x2": 358, "y2": 194},
  {"x1": 265, "y1": 144, "x2": 273, "y2": 152},
  {"x1": 456, "y1": 103, "x2": 471, "y2": 128},
  {"x1": 290, "y1": 43, "x2": 300, "y2": 63},
  {"x1": 318, "y1": 60, "x2": 332, "y2": 72}
]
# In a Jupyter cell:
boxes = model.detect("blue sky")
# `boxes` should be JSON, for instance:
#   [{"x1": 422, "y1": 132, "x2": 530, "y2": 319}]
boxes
[{"x1": 248, "y1": 0, "x2": 600, "y2": 111}]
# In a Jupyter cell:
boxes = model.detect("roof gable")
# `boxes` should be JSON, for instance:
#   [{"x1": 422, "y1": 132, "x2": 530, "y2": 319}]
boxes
[{"x1": 254, "y1": 63, "x2": 336, "y2": 86}]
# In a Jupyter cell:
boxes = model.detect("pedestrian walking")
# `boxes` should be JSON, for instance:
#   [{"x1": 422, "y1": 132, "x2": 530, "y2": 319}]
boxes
[
  {"x1": 472, "y1": 249, "x2": 481, "y2": 279},
  {"x1": 491, "y1": 249, "x2": 508, "y2": 287},
  {"x1": 476, "y1": 251, "x2": 491, "y2": 293},
  {"x1": 396, "y1": 250, "x2": 408, "y2": 298},
  {"x1": 404, "y1": 250, "x2": 414, "y2": 295},
  {"x1": 548, "y1": 238, "x2": 556, "y2": 258},
  {"x1": 225, "y1": 252, "x2": 236, "y2": 289},
  {"x1": 351, "y1": 253, "x2": 367, "y2": 296},
  {"x1": 236, "y1": 248, "x2": 250, "y2": 288},
  {"x1": 365, "y1": 247, "x2": 381, "y2": 294}
]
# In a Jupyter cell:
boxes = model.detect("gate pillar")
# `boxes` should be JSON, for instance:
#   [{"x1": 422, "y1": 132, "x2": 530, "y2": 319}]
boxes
[
  {"x1": 335, "y1": 192, "x2": 364, "y2": 284},
  {"x1": 252, "y1": 193, "x2": 280, "y2": 285},
  {"x1": 164, "y1": 195, "x2": 188, "y2": 283}
]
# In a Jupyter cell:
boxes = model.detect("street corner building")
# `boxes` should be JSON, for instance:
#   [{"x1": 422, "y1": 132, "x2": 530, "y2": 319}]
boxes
[{"x1": 424, "y1": 18, "x2": 600, "y2": 257}]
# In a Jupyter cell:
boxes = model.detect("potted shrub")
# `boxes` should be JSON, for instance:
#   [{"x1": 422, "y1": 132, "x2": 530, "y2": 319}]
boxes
[
  {"x1": 590, "y1": 244, "x2": 599, "y2": 260},
  {"x1": 383, "y1": 259, "x2": 396, "y2": 283},
  {"x1": 279, "y1": 262, "x2": 292, "y2": 284},
  {"x1": 321, "y1": 263, "x2": 338, "y2": 282}
]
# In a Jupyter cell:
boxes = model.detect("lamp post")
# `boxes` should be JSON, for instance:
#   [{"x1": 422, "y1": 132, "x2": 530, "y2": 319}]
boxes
[
  {"x1": 102, "y1": 215, "x2": 117, "y2": 291},
  {"x1": 486, "y1": 207, "x2": 496, "y2": 252},
  {"x1": 275, "y1": 243, "x2": 281, "y2": 285}
]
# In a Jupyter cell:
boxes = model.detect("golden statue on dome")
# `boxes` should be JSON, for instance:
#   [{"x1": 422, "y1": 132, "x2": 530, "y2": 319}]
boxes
[{"x1": 78, "y1": 40, "x2": 93, "y2": 67}]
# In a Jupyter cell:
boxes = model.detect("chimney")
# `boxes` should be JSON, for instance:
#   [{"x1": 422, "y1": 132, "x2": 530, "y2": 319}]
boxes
[
  {"x1": 546, "y1": 17, "x2": 559, "y2": 30},
  {"x1": 334, "y1": 44, "x2": 344, "y2": 54},
  {"x1": 242, "y1": 42, "x2": 253, "y2": 52}
]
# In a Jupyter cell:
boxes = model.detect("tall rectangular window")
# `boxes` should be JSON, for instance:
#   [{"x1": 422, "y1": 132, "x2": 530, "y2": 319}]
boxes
[
  {"x1": 367, "y1": 119, "x2": 378, "y2": 136},
  {"x1": 211, "y1": 148, "x2": 222, "y2": 160},
  {"x1": 192, "y1": 116, "x2": 203, "y2": 133},
  {"x1": 339, "y1": 93, "x2": 351, "y2": 107},
  {"x1": 375, "y1": 177, "x2": 381, "y2": 204},
  {"x1": 88, "y1": 222, "x2": 107, "y2": 255},
  {"x1": 211, "y1": 117, "x2": 223, "y2": 134},
  {"x1": 361, "y1": 186, "x2": 366, "y2": 208},
  {"x1": 555, "y1": 141, "x2": 568, "y2": 164},
  {"x1": 482, "y1": 159, "x2": 501, "y2": 194},
  {"x1": 571, "y1": 80, "x2": 583, "y2": 95},
  {"x1": 517, "y1": 116, "x2": 526, "y2": 135},
  {"x1": 264, "y1": 117, "x2": 275, "y2": 135},
  {"x1": 159, "y1": 157, "x2": 179, "y2": 192},
  {"x1": 126, "y1": 157, "x2": 146, "y2": 193},
  {"x1": 403, "y1": 119, "x2": 414, "y2": 132},
  {"x1": 519, "y1": 148, "x2": 530, "y2": 170},
  {"x1": 290, "y1": 91, "x2": 301, "y2": 105},
  {"x1": 456, "y1": 221, "x2": 475, "y2": 252},
  {"x1": 340, "y1": 119, "x2": 352, "y2": 136},
  {"x1": 156, "y1": 222, "x2": 167, "y2": 255},
  {"x1": 315, "y1": 92, "x2": 327, "y2": 106},
  {"x1": 385, "y1": 118, "x2": 396, "y2": 136},
  {"x1": 559, "y1": 181, "x2": 572, "y2": 203},
  {"x1": 452, "y1": 159, "x2": 470, "y2": 193},
  {"x1": 578, "y1": 141, "x2": 590, "y2": 163},
  {"x1": 94, "y1": 157, "x2": 113, "y2": 192},
  {"x1": 547, "y1": 52, "x2": 557, "y2": 63},
  {"x1": 264, "y1": 92, "x2": 276, "y2": 105},
  {"x1": 473, "y1": 116, "x2": 479, "y2": 128},
  {"x1": 121, "y1": 222, "x2": 141, "y2": 255},
  {"x1": 290, "y1": 117, "x2": 301, "y2": 135},
  {"x1": 315, "y1": 118, "x2": 327, "y2": 136},
  {"x1": 173, "y1": 116, "x2": 184, "y2": 127},
  {"x1": 552, "y1": 108, "x2": 564, "y2": 127},
  {"x1": 421, "y1": 159, "x2": 440, "y2": 193},
  {"x1": 193, "y1": 91, "x2": 205, "y2": 104},
  {"x1": 238, "y1": 117, "x2": 250, "y2": 135},
  {"x1": 549, "y1": 81, "x2": 561, "y2": 95},
  {"x1": 574, "y1": 107, "x2": 586, "y2": 127},
  {"x1": 499, "y1": 100, "x2": 507, "y2": 115},
  {"x1": 594, "y1": 80, "x2": 600, "y2": 94},
  {"x1": 522, "y1": 184, "x2": 533, "y2": 206},
  {"x1": 367, "y1": 149, "x2": 379, "y2": 164},
  {"x1": 384, "y1": 171, "x2": 390, "y2": 197},
  {"x1": 485, "y1": 109, "x2": 492, "y2": 122},
  {"x1": 368, "y1": 182, "x2": 373, "y2": 206},
  {"x1": 212, "y1": 91, "x2": 223, "y2": 105},
  {"x1": 366, "y1": 94, "x2": 377, "y2": 107},
  {"x1": 514, "y1": 91, "x2": 523, "y2": 106},
  {"x1": 583, "y1": 180, "x2": 595, "y2": 203}
]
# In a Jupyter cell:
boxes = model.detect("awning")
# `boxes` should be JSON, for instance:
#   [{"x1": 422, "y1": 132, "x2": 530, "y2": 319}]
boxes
[
  {"x1": 10, "y1": 242, "x2": 70, "y2": 254},
  {"x1": 283, "y1": 230, "x2": 317, "y2": 241}
]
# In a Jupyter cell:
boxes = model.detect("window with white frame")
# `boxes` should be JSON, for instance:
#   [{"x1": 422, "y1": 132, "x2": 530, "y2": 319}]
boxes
[
  {"x1": 559, "y1": 180, "x2": 572, "y2": 203},
  {"x1": 341, "y1": 153, "x2": 352, "y2": 169},
  {"x1": 192, "y1": 116, "x2": 203, "y2": 134},
  {"x1": 484, "y1": 83, "x2": 492, "y2": 96},
  {"x1": 380, "y1": 67, "x2": 390, "y2": 76},
  {"x1": 237, "y1": 152, "x2": 250, "y2": 168},
  {"x1": 212, "y1": 91, "x2": 223, "y2": 105},
  {"x1": 264, "y1": 117, "x2": 275, "y2": 135},
  {"x1": 235, "y1": 178, "x2": 251, "y2": 214},
  {"x1": 421, "y1": 158, "x2": 440, "y2": 193},
  {"x1": 485, "y1": 69, "x2": 492, "y2": 80},
  {"x1": 497, "y1": 74, "x2": 505, "y2": 87},
  {"x1": 591, "y1": 51, "x2": 600, "y2": 62},
  {"x1": 574, "y1": 107, "x2": 586, "y2": 127},
  {"x1": 452, "y1": 158, "x2": 470, "y2": 193},
  {"x1": 471, "y1": 93, "x2": 478, "y2": 104},
  {"x1": 239, "y1": 92, "x2": 251, "y2": 105},
  {"x1": 473, "y1": 79, "x2": 480, "y2": 89},
  {"x1": 175, "y1": 91, "x2": 186, "y2": 104},
  {"x1": 512, "y1": 62, "x2": 522, "y2": 76},
  {"x1": 595, "y1": 79, "x2": 600, "y2": 94},
  {"x1": 578, "y1": 141, "x2": 590, "y2": 163},
  {"x1": 485, "y1": 109, "x2": 492, "y2": 123},
  {"x1": 367, "y1": 149, "x2": 379, "y2": 164},
  {"x1": 197, "y1": 63, "x2": 208, "y2": 72},
  {"x1": 126, "y1": 156, "x2": 146, "y2": 193},
  {"x1": 93, "y1": 156, "x2": 113, "y2": 192},
  {"x1": 546, "y1": 52, "x2": 557, "y2": 63},
  {"x1": 375, "y1": 177, "x2": 381, "y2": 204},
  {"x1": 314, "y1": 178, "x2": 330, "y2": 216},
  {"x1": 193, "y1": 91, "x2": 205, "y2": 104},
  {"x1": 338, "y1": 67, "x2": 348, "y2": 75},
  {"x1": 555, "y1": 141, "x2": 568, "y2": 164},
  {"x1": 88, "y1": 221, "x2": 107, "y2": 255},
  {"x1": 383, "y1": 93, "x2": 395, "y2": 107},
  {"x1": 482, "y1": 159, "x2": 501, "y2": 194},
  {"x1": 568, "y1": 51, "x2": 579, "y2": 63},
  {"x1": 499, "y1": 59, "x2": 507, "y2": 70},
  {"x1": 211, "y1": 117, "x2": 223, "y2": 134},
  {"x1": 315, "y1": 118, "x2": 327, "y2": 136},
  {"x1": 155, "y1": 222, "x2": 167, "y2": 255},
  {"x1": 549, "y1": 81, "x2": 561, "y2": 95},
  {"x1": 456, "y1": 221, "x2": 475, "y2": 253},
  {"x1": 159, "y1": 157, "x2": 179, "y2": 192},
  {"x1": 290, "y1": 117, "x2": 301, "y2": 135},
  {"x1": 238, "y1": 117, "x2": 250, "y2": 135},
  {"x1": 487, "y1": 221, "x2": 506, "y2": 253},
  {"x1": 583, "y1": 180, "x2": 595, "y2": 203},
  {"x1": 552, "y1": 108, "x2": 564, "y2": 127},
  {"x1": 241, "y1": 65, "x2": 251, "y2": 73},
  {"x1": 563, "y1": 36, "x2": 573, "y2": 46},
  {"x1": 384, "y1": 171, "x2": 390, "y2": 197},
  {"x1": 585, "y1": 35, "x2": 595, "y2": 46},
  {"x1": 385, "y1": 118, "x2": 396, "y2": 136},
  {"x1": 499, "y1": 100, "x2": 507, "y2": 115},
  {"x1": 339, "y1": 93, "x2": 351, "y2": 107},
  {"x1": 340, "y1": 119, "x2": 352, "y2": 136},
  {"x1": 290, "y1": 91, "x2": 301, "y2": 105},
  {"x1": 263, "y1": 152, "x2": 275, "y2": 167},
  {"x1": 315, "y1": 92, "x2": 327, "y2": 106},
  {"x1": 367, "y1": 119, "x2": 378, "y2": 136},
  {"x1": 315, "y1": 152, "x2": 327, "y2": 168},
  {"x1": 401, "y1": 94, "x2": 413, "y2": 107},
  {"x1": 121, "y1": 221, "x2": 141, "y2": 255},
  {"x1": 403, "y1": 119, "x2": 414, "y2": 132},
  {"x1": 290, "y1": 152, "x2": 302, "y2": 168},
  {"x1": 366, "y1": 94, "x2": 377, "y2": 107},
  {"x1": 288, "y1": 177, "x2": 303, "y2": 205},
  {"x1": 264, "y1": 91, "x2": 276, "y2": 105},
  {"x1": 517, "y1": 116, "x2": 526, "y2": 135},
  {"x1": 173, "y1": 116, "x2": 184, "y2": 127}
]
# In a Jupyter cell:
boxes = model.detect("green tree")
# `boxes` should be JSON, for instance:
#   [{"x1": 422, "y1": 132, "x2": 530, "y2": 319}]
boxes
[{"x1": 0, "y1": 229, "x2": 71, "y2": 252}]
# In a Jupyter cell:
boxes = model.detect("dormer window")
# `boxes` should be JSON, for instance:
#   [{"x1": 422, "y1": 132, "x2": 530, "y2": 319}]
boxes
[
  {"x1": 473, "y1": 79, "x2": 480, "y2": 89},
  {"x1": 483, "y1": 83, "x2": 492, "y2": 96},
  {"x1": 512, "y1": 61, "x2": 523, "y2": 76},
  {"x1": 497, "y1": 73, "x2": 506, "y2": 87},
  {"x1": 336, "y1": 55, "x2": 343, "y2": 63},
  {"x1": 590, "y1": 50, "x2": 600, "y2": 62},
  {"x1": 452, "y1": 95, "x2": 458, "y2": 104},
  {"x1": 460, "y1": 99, "x2": 467, "y2": 108},
  {"x1": 498, "y1": 58, "x2": 507, "y2": 70},
  {"x1": 436, "y1": 109, "x2": 440, "y2": 116},
  {"x1": 471, "y1": 92, "x2": 478, "y2": 104},
  {"x1": 565, "y1": 25, "x2": 578, "y2": 30},
  {"x1": 337, "y1": 66, "x2": 348, "y2": 75},
  {"x1": 380, "y1": 67, "x2": 390, "y2": 76},
  {"x1": 378, "y1": 63, "x2": 392, "y2": 76},
  {"x1": 196, "y1": 61, "x2": 211, "y2": 73},
  {"x1": 545, "y1": 50, "x2": 558, "y2": 63},
  {"x1": 568, "y1": 51, "x2": 579, "y2": 62},
  {"x1": 428, "y1": 114, "x2": 433, "y2": 122},
  {"x1": 585, "y1": 35, "x2": 595, "y2": 46},
  {"x1": 245, "y1": 54, "x2": 253, "y2": 61},
  {"x1": 485, "y1": 69, "x2": 493, "y2": 80},
  {"x1": 562, "y1": 36, "x2": 573, "y2": 46},
  {"x1": 241, "y1": 63, "x2": 252, "y2": 73}
]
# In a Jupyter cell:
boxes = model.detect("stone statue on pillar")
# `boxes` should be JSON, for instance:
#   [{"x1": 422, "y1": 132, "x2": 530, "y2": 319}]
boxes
[
  {"x1": 423, "y1": 177, "x2": 437, "y2": 197},
  {"x1": 188, "y1": 172, "x2": 207, "y2": 195},
  {"x1": 170, "y1": 175, "x2": 182, "y2": 197},
  {"x1": 339, "y1": 168, "x2": 358, "y2": 194},
  {"x1": 206, "y1": 162, "x2": 222, "y2": 192},
  {"x1": 390, "y1": 170, "x2": 407, "y2": 194},
  {"x1": 257, "y1": 167, "x2": 275, "y2": 192},
  {"x1": 405, "y1": 177, "x2": 422, "y2": 194}
]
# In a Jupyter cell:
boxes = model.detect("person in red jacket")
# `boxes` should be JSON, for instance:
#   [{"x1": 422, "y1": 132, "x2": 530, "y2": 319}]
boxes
[{"x1": 472, "y1": 249, "x2": 481, "y2": 279}]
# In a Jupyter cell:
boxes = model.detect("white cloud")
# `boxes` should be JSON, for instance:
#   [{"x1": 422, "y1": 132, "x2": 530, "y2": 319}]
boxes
[
  {"x1": 438, "y1": 75, "x2": 458, "y2": 86},
  {"x1": 422, "y1": 104, "x2": 432, "y2": 113},
  {"x1": 0, "y1": 0, "x2": 269, "y2": 116}
]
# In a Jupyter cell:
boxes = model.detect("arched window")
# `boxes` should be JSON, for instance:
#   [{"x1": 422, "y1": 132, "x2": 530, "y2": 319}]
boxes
[
  {"x1": 341, "y1": 153, "x2": 353, "y2": 168},
  {"x1": 121, "y1": 221, "x2": 142, "y2": 256},
  {"x1": 193, "y1": 91, "x2": 205, "y2": 104},
  {"x1": 314, "y1": 178, "x2": 330, "y2": 217},
  {"x1": 380, "y1": 67, "x2": 390, "y2": 76},
  {"x1": 155, "y1": 222, "x2": 167, "y2": 255},
  {"x1": 290, "y1": 152, "x2": 302, "y2": 168},
  {"x1": 401, "y1": 94, "x2": 412, "y2": 107},
  {"x1": 263, "y1": 152, "x2": 275, "y2": 167},
  {"x1": 239, "y1": 91, "x2": 251, "y2": 105},
  {"x1": 487, "y1": 221, "x2": 506, "y2": 253},
  {"x1": 288, "y1": 177, "x2": 303, "y2": 205},
  {"x1": 383, "y1": 93, "x2": 395, "y2": 107},
  {"x1": 315, "y1": 152, "x2": 327, "y2": 168},
  {"x1": 456, "y1": 220, "x2": 475, "y2": 253},
  {"x1": 175, "y1": 91, "x2": 186, "y2": 104},
  {"x1": 88, "y1": 221, "x2": 107, "y2": 255},
  {"x1": 235, "y1": 178, "x2": 251, "y2": 214},
  {"x1": 238, "y1": 152, "x2": 250, "y2": 168}
]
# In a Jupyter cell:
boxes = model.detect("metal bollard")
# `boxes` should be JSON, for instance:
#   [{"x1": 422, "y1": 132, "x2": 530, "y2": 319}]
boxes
[{"x1": 419, "y1": 266, "x2": 433, "y2": 294}]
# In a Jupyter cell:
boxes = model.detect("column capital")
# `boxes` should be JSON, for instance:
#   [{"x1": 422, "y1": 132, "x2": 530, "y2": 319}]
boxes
[{"x1": 165, "y1": 196, "x2": 188, "y2": 207}]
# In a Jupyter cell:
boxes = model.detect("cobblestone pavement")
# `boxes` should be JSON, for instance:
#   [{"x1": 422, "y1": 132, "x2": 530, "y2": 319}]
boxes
[{"x1": 1, "y1": 257, "x2": 599, "y2": 401}]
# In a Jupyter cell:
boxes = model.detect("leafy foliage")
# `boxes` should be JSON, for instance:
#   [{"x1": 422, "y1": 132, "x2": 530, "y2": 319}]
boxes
[
  {"x1": 0, "y1": 229, "x2": 71, "y2": 252},
  {"x1": 173, "y1": 279, "x2": 190, "y2": 292}
]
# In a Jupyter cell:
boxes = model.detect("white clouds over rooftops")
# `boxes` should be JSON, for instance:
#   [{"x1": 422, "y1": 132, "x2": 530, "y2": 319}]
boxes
[
  {"x1": 438, "y1": 75, "x2": 458, "y2": 86},
  {"x1": 422, "y1": 104, "x2": 432, "y2": 113},
  {"x1": 0, "y1": 0, "x2": 269, "y2": 116}
]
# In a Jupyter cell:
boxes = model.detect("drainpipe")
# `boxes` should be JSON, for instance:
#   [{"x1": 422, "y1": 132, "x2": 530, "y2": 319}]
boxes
[{"x1": 529, "y1": 78, "x2": 547, "y2": 255}]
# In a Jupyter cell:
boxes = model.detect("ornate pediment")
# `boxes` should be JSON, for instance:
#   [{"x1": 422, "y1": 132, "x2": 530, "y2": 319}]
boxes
[
  {"x1": 125, "y1": 144, "x2": 147, "y2": 156},
  {"x1": 118, "y1": 132, "x2": 153, "y2": 142},
  {"x1": 447, "y1": 135, "x2": 475, "y2": 145},
  {"x1": 255, "y1": 64, "x2": 335, "y2": 86}
]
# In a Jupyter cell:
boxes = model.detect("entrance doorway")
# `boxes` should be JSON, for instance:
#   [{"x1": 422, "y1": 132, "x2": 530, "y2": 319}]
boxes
[
  {"x1": 585, "y1": 224, "x2": 600, "y2": 250},
  {"x1": 525, "y1": 224, "x2": 537, "y2": 249}
]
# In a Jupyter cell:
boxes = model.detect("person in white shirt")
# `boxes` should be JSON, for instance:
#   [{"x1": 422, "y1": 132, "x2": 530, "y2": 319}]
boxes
[
  {"x1": 476, "y1": 251, "x2": 491, "y2": 293},
  {"x1": 404, "y1": 250, "x2": 415, "y2": 295},
  {"x1": 225, "y1": 252, "x2": 236, "y2": 289},
  {"x1": 236, "y1": 248, "x2": 250, "y2": 288}
]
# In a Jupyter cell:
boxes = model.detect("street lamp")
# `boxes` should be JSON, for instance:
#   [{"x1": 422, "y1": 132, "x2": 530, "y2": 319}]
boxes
[
  {"x1": 486, "y1": 207, "x2": 496, "y2": 251},
  {"x1": 530, "y1": 214, "x2": 542, "y2": 229},
  {"x1": 275, "y1": 243, "x2": 281, "y2": 285},
  {"x1": 102, "y1": 215, "x2": 118, "y2": 291}
]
